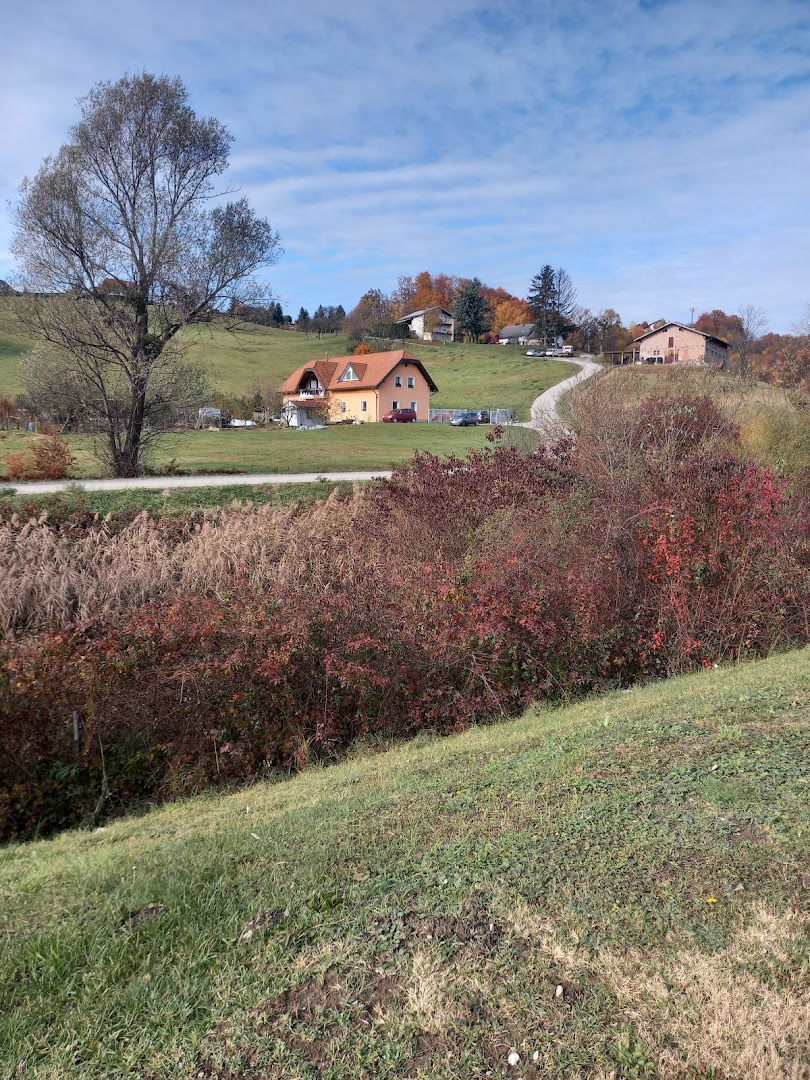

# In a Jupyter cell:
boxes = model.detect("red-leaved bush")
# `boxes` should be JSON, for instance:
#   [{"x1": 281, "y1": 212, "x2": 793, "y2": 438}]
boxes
[
  {"x1": 1, "y1": 396, "x2": 807, "y2": 840},
  {"x1": 2, "y1": 435, "x2": 74, "y2": 481}
]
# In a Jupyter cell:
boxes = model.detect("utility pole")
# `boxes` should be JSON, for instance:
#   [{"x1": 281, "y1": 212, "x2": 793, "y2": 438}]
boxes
[{"x1": 690, "y1": 306, "x2": 695, "y2": 326}]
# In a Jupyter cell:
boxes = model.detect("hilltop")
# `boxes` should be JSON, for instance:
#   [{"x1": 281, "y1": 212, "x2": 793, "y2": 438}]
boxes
[{"x1": 1, "y1": 648, "x2": 807, "y2": 1078}]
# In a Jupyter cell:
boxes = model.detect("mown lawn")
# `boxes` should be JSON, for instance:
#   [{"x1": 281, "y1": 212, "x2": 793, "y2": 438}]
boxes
[
  {"x1": 0, "y1": 649, "x2": 806, "y2": 1078},
  {"x1": 0, "y1": 423, "x2": 543, "y2": 481},
  {"x1": 0, "y1": 298, "x2": 573, "y2": 420}
]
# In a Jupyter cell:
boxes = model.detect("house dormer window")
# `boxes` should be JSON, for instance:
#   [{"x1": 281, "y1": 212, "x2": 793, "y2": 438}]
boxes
[{"x1": 339, "y1": 364, "x2": 359, "y2": 382}]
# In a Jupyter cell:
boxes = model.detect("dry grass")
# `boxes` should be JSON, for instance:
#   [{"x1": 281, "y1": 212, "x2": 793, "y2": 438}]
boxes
[
  {"x1": 571, "y1": 364, "x2": 809, "y2": 477},
  {"x1": 0, "y1": 487, "x2": 369, "y2": 638},
  {"x1": 599, "y1": 906, "x2": 809, "y2": 1079},
  {"x1": 501, "y1": 896, "x2": 810, "y2": 1078},
  {"x1": 405, "y1": 950, "x2": 457, "y2": 1035}
]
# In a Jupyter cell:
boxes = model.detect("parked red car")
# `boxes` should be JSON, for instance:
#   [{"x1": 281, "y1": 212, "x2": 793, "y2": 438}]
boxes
[{"x1": 382, "y1": 408, "x2": 417, "y2": 423}]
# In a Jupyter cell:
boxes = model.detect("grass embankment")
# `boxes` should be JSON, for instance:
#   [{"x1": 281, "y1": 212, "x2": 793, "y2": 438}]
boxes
[
  {"x1": 0, "y1": 479, "x2": 355, "y2": 516},
  {"x1": 1, "y1": 649, "x2": 807, "y2": 1078},
  {"x1": 0, "y1": 298, "x2": 571, "y2": 418},
  {"x1": 571, "y1": 364, "x2": 809, "y2": 476}
]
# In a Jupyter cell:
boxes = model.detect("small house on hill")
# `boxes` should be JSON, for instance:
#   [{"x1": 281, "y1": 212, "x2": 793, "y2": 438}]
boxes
[
  {"x1": 498, "y1": 324, "x2": 541, "y2": 346},
  {"x1": 278, "y1": 350, "x2": 439, "y2": 426},
  {"x1": 630, "y1": 322, "x2": 729, "y2": 366},
  {"x1": 395, "y1": 307, "x2": 455, "y2": 342}
]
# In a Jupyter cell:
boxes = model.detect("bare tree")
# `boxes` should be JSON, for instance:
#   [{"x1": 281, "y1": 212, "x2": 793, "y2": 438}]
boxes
[
  {"x1": 12, "y1": 72, "x2": 282, "y2": 476},
  {"x1": 736, "y1": 304, "x2": 767, "y2": 376}
]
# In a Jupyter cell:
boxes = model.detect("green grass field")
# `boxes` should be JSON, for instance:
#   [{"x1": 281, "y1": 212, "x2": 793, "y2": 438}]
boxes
[
  {"x1": 1, "y1": 649, "x2": 806, "y2": 1078},
  {"x1": 0, "y1": 478, "x2": 356, "y2": 515},
  {"x1": 0, "y1": 298, "x2": 573, "y2": 420},
  {"x1": 0, "y1": 423, "x2": 543, "y2": 480}
]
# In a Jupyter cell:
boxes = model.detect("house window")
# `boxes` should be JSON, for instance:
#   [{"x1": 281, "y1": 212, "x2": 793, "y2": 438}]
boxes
[
  {"x1": 410, "y1": 401, "x2": 417, "y2": 414},
  {"x1": 339, "y1": 364, "x2": 358, "y2": 382},
  {"x1": 339, "y1": 401, "x2": 346, "y2": 413},
  {"x1": 395, "y1": 375, "x2": 402, "y2": 387},
  {"x1": 392, "y1": 400, "x2": 400, "y2": 409},
  {"x1": 407, "y1": 376, "x2": 415, "y2": 388},
  {"x1": 361, "y1": 400, "x2": 367, "y2": 412},
  {"x1": 668, "y1": 336, "x2": 674, "y2": 347}
]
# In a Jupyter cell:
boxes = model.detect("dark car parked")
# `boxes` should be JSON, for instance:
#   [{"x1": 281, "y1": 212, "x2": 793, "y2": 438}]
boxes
[
  {"x1": 382, "y1": 407, "x2": 417, "y2": 423},
  {"x1": 450, "y1": 409, "x2": 478, "y2": 427}
]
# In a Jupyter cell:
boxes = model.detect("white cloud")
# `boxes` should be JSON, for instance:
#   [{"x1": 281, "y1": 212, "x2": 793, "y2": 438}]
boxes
[{"x1": 1, "y1": 0, "x2": 808, "y2": 327}]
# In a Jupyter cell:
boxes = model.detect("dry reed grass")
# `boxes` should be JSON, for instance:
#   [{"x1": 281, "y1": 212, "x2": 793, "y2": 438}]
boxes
[{"x1": 0, "y1": 488, "x2": 368, "y2": 639}]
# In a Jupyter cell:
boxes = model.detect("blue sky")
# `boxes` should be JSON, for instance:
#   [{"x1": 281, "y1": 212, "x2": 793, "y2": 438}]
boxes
[{"x1": 1, "y1": 0, "x2": 809, "y2": 330}]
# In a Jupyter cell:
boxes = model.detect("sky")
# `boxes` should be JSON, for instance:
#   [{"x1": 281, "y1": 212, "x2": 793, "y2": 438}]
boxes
[{"x1": 1, "y1": 0, "x2": 809, "y2": 331}]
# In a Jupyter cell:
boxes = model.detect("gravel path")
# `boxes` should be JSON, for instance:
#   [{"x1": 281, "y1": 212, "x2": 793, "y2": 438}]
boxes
[
  {"x1": 524, "y1": 354, "x2": 601, "y2": 430},
  {"x1": 7, "y1": 470, "x2": 393, "y2": 496},
  {"x1": 6, "y1": 358, "x2": 601, "y2": 496}
]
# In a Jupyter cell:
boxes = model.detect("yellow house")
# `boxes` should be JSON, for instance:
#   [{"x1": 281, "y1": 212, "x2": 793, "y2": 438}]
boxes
[{"x1": 278, "y1": 350, "x2": 439, "y2": 425}]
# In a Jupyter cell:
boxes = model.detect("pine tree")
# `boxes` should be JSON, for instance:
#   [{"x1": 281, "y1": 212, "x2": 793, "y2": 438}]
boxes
[
  {"x1": 527, "y1": 266, "x2": 577, "y2": 346},
  {"x1": 453, "y1": 278, "x2": 491, "y2": 342},
  {"x1": 527, "y1": 265, "x2": 556, "y2": 346},
  {"x1": 297, "y1": 307, "x2": 310, "y2": 332}
]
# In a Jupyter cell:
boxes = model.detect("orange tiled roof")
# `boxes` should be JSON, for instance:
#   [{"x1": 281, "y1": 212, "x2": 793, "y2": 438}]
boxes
[{"x1": 279, "y1": 350, "x2": 438, "y2": 394}]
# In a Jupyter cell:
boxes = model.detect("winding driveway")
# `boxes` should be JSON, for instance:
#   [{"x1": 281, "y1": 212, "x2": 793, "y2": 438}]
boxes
[
  {"x1": 7, "y1": 356, "x2": 601, "y2": 496},
  {"x1": 524, "y1": 354, "x2": 601, "y2": 430}
]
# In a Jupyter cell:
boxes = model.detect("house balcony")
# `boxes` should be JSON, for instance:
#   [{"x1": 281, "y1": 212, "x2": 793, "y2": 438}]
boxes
[{"x1": 297, "y1": 388, "x2": 326, "y2": 397}]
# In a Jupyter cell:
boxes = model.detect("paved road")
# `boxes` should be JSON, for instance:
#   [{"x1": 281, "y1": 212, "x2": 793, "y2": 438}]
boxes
[
  {"x1": 524, "y1": 354, "x2": 601, "y2": 430},
  {"x1": 7, "y1": 357, "x2": 601, "y2": 496},
  {"x1": 8, "y1": 470, "x2": 393, "y2": 497}
]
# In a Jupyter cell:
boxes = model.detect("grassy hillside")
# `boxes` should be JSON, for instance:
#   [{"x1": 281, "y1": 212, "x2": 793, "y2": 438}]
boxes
[
  {"x1": 1, "y1": 649, "x2": 806, "y2": 1078},
  {"x1": 0, "y1": 298, "x2": 572, "y2": 419},
  {"x1": 0, "y1": 304, "x2": 32, "y2": 398}
]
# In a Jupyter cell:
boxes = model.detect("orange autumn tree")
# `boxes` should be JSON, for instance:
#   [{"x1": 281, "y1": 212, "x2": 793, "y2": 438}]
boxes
[{"x1": 491, "y1": 297, "x2": 532, "y2": 335}]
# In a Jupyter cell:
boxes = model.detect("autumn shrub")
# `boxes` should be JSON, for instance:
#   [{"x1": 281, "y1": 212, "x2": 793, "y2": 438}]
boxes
[
  {"x1": 2, "y1": 435, "x2": 74, "y2": 482},
  {"x1": 1, "y1": 397, "x2": 808, "y2": 841}
]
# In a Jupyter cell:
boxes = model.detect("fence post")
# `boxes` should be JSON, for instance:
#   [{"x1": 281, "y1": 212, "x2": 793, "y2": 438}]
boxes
[{"x1": 71, "y1": 710, "x2": 80, "y2": 758}]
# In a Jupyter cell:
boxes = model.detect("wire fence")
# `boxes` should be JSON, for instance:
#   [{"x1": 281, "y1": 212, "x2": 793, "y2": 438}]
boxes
[{"x1": 427, "y1": 407, "x2": 516, "y2": 425}]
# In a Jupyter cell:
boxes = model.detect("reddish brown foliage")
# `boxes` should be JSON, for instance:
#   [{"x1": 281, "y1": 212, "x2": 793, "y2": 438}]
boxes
[
  {"x1": 1, "y1": 398, "x2": 808, "y2": 840},
  {"x1": 2, "y1": 435, "x2": 74, "y2": 481}
]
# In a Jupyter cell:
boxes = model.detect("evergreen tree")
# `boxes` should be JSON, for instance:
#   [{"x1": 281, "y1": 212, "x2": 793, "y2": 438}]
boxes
[
  {"x1": 453, "y1": 277, "x2": 491, "y2": 342},
  {"x1": 527, "y1": 266, "x2": 577, "y2": 346},
  {"x1": 297, "y1": 306, "x2": 310, "y2": 332},
  {"x1": 527, "y1": 265, "x2": 556, "y2": 346}
]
